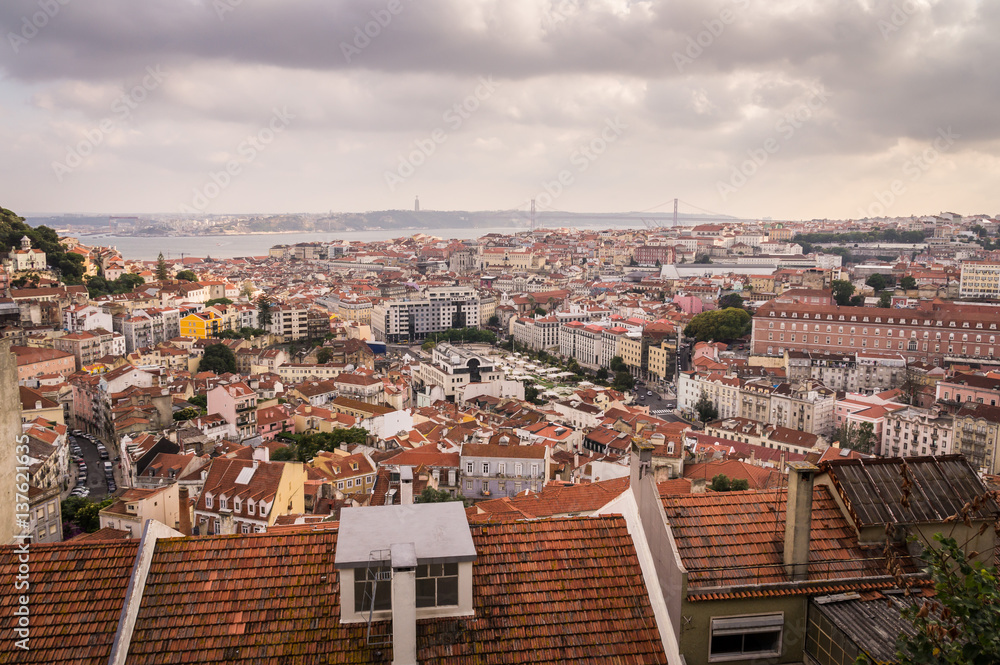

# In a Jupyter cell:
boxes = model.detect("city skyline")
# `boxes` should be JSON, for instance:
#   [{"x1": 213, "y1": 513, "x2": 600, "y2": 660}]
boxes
[{"x1": 1, "y1": 0, "x2": 998, "y2": 219}]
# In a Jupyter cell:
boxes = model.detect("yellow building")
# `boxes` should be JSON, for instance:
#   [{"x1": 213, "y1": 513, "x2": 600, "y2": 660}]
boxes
[
  {"x1": 647, "y1": 340, "x2": 677, "y2": 381},
  {"x1": 179, "y1": 311, "x2": 223, "y2": 339},
  {"x1": 617, "y1": 335, "x2": 645, "y2": 375}
]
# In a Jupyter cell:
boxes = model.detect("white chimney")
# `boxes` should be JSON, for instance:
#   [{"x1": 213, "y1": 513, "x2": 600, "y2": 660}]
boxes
[
  {"x1": 400, "y1": 466, "x2": 413, "y2": 505},
  {"x1": 390, "y1": 543, "x2": 417, "y2": 665}
]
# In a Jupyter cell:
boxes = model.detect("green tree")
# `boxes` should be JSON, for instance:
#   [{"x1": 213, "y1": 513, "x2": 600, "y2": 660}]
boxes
[
  {"x1": 717, "y1": 293, "x2": 745, "y2": 310},
  {"x1": 831, "y1": 280, "x2": 856, "y2": 306},
  {"x1": 156, "y1": 252, "x2": 170, "y2": 281},
  {"x1": 694, "y1": 391, "x2": 718, "y2": 423},
  {"x1": 865, "y1": 273, "x2": 887, "y2": 292},
  {"x1": 291, "y1": 428, "x2": 369, "y2": 462},
  {"x1": 316, "y1": 347, "x2": 334, "y2": 364},
  {"x1": 62, "y1": 495, "x2": 115, "y2": 533},
  {"x1": 487, "y1": 315, "x2": 500, "y2": 327},
  {"x1": 205, "y1": 297, "x2": 233, "y2": 307},
  {"x1": 173, "y1": 407, "x2": 200, "y2": 421},
  {"x1": 709, "y1": 474, "x2": 749, "y2": 492},
  {"x1": 175, "y1": 269, "x2": 198, "y2": 282},
  {"x1": 416, "y1": 487, "x2": 461, "y2": 503},
  {"x1": 595, "y1": 367, "x2": 609, "y2": 382},
  {"x1": 270, "y1": 445, "x2": 297, "y2": 461},
  {"x1": 609, "y1": 356, "x2": 627, "y2": 373},
  {"x1": 878, "y1": 292, "x2": 893, "y2": 308},
  {"x1": 894, "y1": 534, "x2": 1000, "y2": 664},
  {"x1": 612, "y1": 371, "x2": 634, "y2": 392},
  {"x1": 240, "y1": 282, "x2": 255, "y2": 300},
  {"x1": 198, "y1": 343, "x2": 237, "y2": 375},
  {"x1": 257, "y1": 296, "x2": 273, "y2": 328},
  {"x1": 188, "y1": 394, "x2": 207, "y2": 410},
  {"x1": 901, "y1": 275, "x2": 917, "y2": 290},
  {"x1": 534, "y1": 307, "x2": 546, "y2": 316},
  {"x1": 684, "y1": 308, "x2": 752, "y2": 343}
]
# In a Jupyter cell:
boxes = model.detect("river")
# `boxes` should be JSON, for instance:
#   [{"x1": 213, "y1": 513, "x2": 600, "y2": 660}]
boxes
[{"x1": 79, "y1": 224, "x2": 644, "y2": 261}]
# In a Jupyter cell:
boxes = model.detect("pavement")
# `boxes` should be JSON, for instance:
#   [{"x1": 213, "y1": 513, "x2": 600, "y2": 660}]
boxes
[
  {"x1": 67, "y1": 433, "x2": 116, "y2": 502},
  {"x1": 635, "y1": 383, "x2": 682, "y2": 423}
]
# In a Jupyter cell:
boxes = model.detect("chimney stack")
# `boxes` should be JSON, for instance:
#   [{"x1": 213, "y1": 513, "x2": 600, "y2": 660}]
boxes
[
  {"x1": 178, "y1": 486, "x2": 192, "y2": 536},
  {"x1": 784, "y1": 461, "x2": 819, "y2": 581},
  {"x1": 219, "y1": 510, "x2": 234, "y2": 535},
  {"x1": 390, "y1": 543, "x2": 417, "y2": 665},
  {"x1": 400, "y1": 466, "x2": 413, "y2": 505}
]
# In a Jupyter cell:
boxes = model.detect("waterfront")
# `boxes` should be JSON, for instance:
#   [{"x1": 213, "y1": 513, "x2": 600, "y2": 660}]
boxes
[{"x1": 80, "y1": 223, "x2": 644, "y2": 260}]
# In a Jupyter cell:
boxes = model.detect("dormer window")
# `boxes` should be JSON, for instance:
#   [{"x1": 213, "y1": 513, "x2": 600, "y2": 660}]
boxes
[
  {"x1": 234, "y1": 498, "x2": 242, "y2": 512},
  {"x1": 205, "y1": 494, "x2": 213, "y2": 509},
  {"x1": 247, "y1": 501, "x2": 255, "y2": 515},
  {"x1": 220, "y1": 497, "x2": 228, "y2": 510},
  {"x1": 416, "y1": 563, "x2": 459, "y2": 607}
]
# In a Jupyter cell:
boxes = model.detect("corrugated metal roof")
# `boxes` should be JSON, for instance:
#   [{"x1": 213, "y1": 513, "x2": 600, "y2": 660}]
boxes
[{"x1": 822, "y1": 455, "x2": 997, "y2": 527}]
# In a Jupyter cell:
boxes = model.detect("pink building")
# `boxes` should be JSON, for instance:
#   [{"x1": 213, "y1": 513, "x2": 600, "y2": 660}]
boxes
[
  {"x1": 257, "y1": 404, "x2": 294, "y2": 441},
  {"x1": 207, "y1": 382, "x2": 258, "y2": 441},
  {"x1": 671, "y1": 294, "x2": 705, "y2": 315}
]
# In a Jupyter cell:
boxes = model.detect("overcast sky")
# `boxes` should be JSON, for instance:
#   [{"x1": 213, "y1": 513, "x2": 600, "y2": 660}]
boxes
[{"x1": 0, "y1": 0, "x2": 997, "y2": 220}]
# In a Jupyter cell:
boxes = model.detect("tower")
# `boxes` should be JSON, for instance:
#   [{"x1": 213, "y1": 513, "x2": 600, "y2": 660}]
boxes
[
  {"x1": 673, "y1": 198, "x2": 678, "y2": 227},
  {"x1": 20, "y1": 235, "x2": 31, "y2": 251},
  {"x1": 414, "y1": 196, "x2": 419, "y2": 212}
]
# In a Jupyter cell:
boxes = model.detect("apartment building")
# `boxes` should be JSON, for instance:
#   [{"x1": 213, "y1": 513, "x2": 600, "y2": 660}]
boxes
[
  {"x1": 62, "y1": 304, "x2": 112, "y2": 332},
  {"x1": 881, "y1": 406, "x2": 954, "y2": 458},
  {"x1": 416, "y1": 343, "x2": 503, "y2": 401},
  {"x1": 784, "y1": 350, "x2": 907, "y2": 393},
  {"x1": 511, "y1": 316, "x2": 561, "y2": 351},
  {"x1": 459, "y1": 440, "x2": 549, "y2": 500},
  {"x1": 371, "y1": 287, "x2": 480, "y2": 343},
  {"x1": 268, "y1": 304, "x2": 309, "y2": 341},
  {"x1": 53, "y1": 328, "x2": 125, "y2": 370},
  {"x1": 753, "y1": 298, "x2": 1000, "y2": 365},
  {"x1": 207, "y1": 382, "x2": 258, "y2": 441},
  {"x1": 959, "y1": 260, "x2": 1000, "y2": 299},
  {"x1": 558, "y1": 321, "x2": 606, "y2": 369},
  {"x1": 953, "y1": 402, "x2": 1000, "y2": 474}
]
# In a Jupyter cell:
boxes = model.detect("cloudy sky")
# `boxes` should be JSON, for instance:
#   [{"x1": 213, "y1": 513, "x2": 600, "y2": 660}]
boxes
[{"x1": 0, "y1": 0, "x2": 997, "y2": 220}]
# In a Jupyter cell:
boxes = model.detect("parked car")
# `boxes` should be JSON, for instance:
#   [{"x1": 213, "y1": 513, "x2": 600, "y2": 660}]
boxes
[
  {"x1": 70, "y1": 487, "x2": 89, "y2": 497},
  {"x1": 647, "y1": 391, "x2": 653, "y2": 396},
  {"x1": 107, "y1": 481, "x2": 117, "y2": 493},
  {"x1": 98, "y1": 448, "x2": 109, "y2": 460}
]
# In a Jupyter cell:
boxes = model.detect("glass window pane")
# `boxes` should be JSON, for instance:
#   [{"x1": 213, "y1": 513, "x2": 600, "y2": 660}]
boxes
[
  {"x1": 437, "y1": 576, "x2": 459, "y2": 606},
  {"x1": 416, "y1": 578, "x2": 436, "y2": 608},
  {"x1": 443, "y1": 562, "x2": 458, "y2": 576}
]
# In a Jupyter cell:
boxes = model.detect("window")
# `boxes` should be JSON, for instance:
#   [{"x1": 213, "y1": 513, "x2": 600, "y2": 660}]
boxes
[
  {"x1": 482, "y1": 462, "x2": 490, "y2": 475},
  {"x1": 247, "y1": 501, "x2": 255, "y2": 515},
  {"x1": 466, "y1": 461, "x2": 474, "y2": 474},
  {"x1": 205, "y1": 494, "x2": 213, "y2": 509},
  {"x1": 531, "y1": 463, "x2": 539, "y2": 478},
  {"x1": 514, "y1": 463, "x2": 523, "y2": 476},
  {"x1": 354, "y1": 566, "x2": 392, "y2": 612},
  {"x1": 234, "y1": 498, "x2": 241, "y2": 512},
  {"x1": 710, "y1": 614, "x2": 783, "y2": 661},
  {"x1": 416, "y1": 562, "x2": 459, "y2": 608},
  {"x1": 497, "y1": 462, "x2": 506, "y2": 475},
  {"x1": 241, "y1": 524, "x2": 250, "y2": 534},
  {"x1": 466, "y1": 480, "x2": 473, "y2": 491}
]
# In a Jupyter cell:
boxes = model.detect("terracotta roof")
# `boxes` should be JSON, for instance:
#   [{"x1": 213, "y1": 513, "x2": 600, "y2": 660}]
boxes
[
  {"x1": 0, "y1": 540, "x2": 140, "y2": 664},
  {"x1": 12, "y1": 517, "x2": 669, "y2": 663},
  {"x1": 662, "y1": 486, "x2": 910, "y2": 594},
  {"x1": 470, "y1": 477, "x2": 630, "y2": 520},
  {"x1": 461, "y1": 443, "x2": 546, "y2": 460}
]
